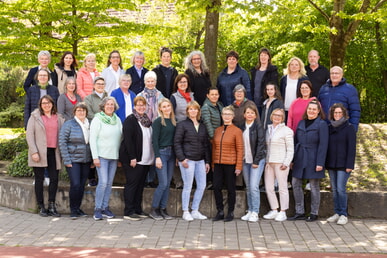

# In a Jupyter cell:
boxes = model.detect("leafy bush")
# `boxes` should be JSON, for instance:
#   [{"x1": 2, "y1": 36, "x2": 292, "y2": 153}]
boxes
[
  {"x1": 8, "y1": 149, "x2": 33, "y2": 177},
  {"x1": 0, "y1": 134, "x2": 28, "y2": 160},
  {"x1": 0, "y1": 102, "x2": 24, "y2": 127}
]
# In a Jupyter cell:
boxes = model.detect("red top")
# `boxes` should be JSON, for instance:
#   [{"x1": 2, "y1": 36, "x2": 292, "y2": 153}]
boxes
[{"x1": 41, "y1": 114, "x2": 58, "y2": 148}]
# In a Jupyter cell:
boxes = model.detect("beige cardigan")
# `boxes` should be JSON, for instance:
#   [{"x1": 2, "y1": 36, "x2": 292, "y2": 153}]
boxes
[
  {"x1": 266, "y1": 123, "x2": 294, "y2": 166},
  {"x1": 26, "y1": 109, "x2": 64, "y2": 169}
]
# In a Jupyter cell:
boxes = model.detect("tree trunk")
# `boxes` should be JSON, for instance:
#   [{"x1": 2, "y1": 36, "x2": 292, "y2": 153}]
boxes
[{"x1": 204, "y1": 0, "x2": 221, "y2": 87}]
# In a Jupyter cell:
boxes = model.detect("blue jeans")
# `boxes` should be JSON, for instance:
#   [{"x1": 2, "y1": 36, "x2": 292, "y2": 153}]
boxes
[
  {"x1": 179, "y1": 159, "x2": 206, "y2": 211},
  {"x1": 329, "y1": 170, "x2": 351, "y2": 216},
  {"x1": 95, "y1": 157, "x2": 117, "y2": 210},
  {"x1": 243, "y1": 159, "x2": 265, "y2": 213},
  {"x1": 66, "y1": 162, "x2": 90, "y2": 212},
  {"x1": 152, "y1": 147, "x2": 175, "y2": 209}
]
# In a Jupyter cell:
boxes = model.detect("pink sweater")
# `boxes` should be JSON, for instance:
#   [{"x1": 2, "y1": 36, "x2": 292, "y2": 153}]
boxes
[
  {"x1": 287, "y1": 97, "x2": 316, "y2": 133},
  {"x1": 76, "y1": 67, "x2": 100, "y2": 100}
]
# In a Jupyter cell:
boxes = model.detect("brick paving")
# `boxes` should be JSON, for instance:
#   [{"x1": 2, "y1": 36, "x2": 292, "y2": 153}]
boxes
[{"x1": 0, "y1": 206, "x2": 386, "y2": 255}]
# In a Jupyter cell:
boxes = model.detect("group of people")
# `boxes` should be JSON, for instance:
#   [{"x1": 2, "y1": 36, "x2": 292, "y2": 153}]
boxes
[{"x1": 24, "y1": 47, "x2": 359, "y2": 226}]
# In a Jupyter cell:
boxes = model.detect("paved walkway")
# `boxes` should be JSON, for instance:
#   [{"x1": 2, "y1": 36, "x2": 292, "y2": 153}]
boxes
[{"x1": 0, "y1": 206, "x2": 386, "y2": 256}]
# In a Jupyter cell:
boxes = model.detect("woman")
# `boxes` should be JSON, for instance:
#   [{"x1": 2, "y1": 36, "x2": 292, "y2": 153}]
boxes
[
  {"x1": 231, "y1": 84, "x2": 257, "y2": 129},
  {"x1": 24, "y1": 50, "x2": 57, "y2": 93},
  {"x1": 26, "y1": 95, "x2": 64, "y2": 217},
  {"x1": 279, "y1": 57, "x2": 308, "y2": 119},
  {"x1": 54, "y1": 51, "x2": 78, "y2": 94},
  {"x1": 111, "y1": 74, "x2": 136, "y2": 123},
  {"x1": 170, "y1": 74, "x2": 194, "y2": 123},
  {"x1": 212, "y1": 106, "x2": 244, "y2": 222},
  {"x1": 174, "y1": 101, "x2": 210, "y2": 221},
  {"x1": 184, "y1": 50, "x2": 212, "y2": 106},
  {"x1": 59, "y1": 103, "x2": 91, "y2": 219},
  {"x1": 201, "y1": 87, "x2": 224, "y2": 140},
  {"x1": 24, "y1": 68, "x2": 60, "y2": 128},
  {"x1": 120, "y1": 96, "x2": 154, "y2": 221},
  {"x1": 152, "y1": 47, "x2": 178, "y2": 98},
  {"x1": 288, "y1": 100, "x2": 328, "y2": 222},
  {"x1": 57, "y1": 77, "x2": 82, "y2": 121},
  {"x1": 102, "y1": 50, "x2": 125, "y2": 95},
  {"x1": 326, "y1": 104, "x2": 356, "y2": 225},
  {"x1": 90, "y1": 97, "x2": 122, "y2": 220},
  {"x1": 85, "y1": 77, "x2": 108, "y2": 121},
  {"x1": 149, "y1": 99, "x2": 176, "y2": 220},
  {"x1": 262, "y1": 108, "x2": 294, "y2": 222},
  {"x1": 250, "y1": 48, "x2": 279, "y2": 114},
  {"x1": 125, "y1": 51, "x2": 149, "y2": 95},
  {"x1": 287, "y1": 80, "x2": 316, "y2": 133},
  {"x1": 241, "y1": 105, "x2": 266, "y2": 222},
  {"x1": 261, "y1": 83, "x2": 284, "y2": 131},
  {"x1": 77, "y1": 53, "x2": 100, "y2": 99},
  {"x1": 217, "y1": 50, "x2": 251, "y2": 106},
  {"x1": 137, "y1": 71, "x2": 164, "y2": 121}
]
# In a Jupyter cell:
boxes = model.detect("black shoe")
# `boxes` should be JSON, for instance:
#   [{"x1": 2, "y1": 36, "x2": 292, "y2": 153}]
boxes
[
  {"x1": 48, "y1": 202, "x2": 61, "y2": 217},
  {"x1": 287, "y1": 213, "x2": 306, "y2": 221},
  {"x1": 77, "y1": 209, "x2": 87, "y2": 217},
  {"x1": 70, "y1": 210, "x2": 79, "y2": 220},
  {"x1": 149, "y1": 208, "x2": 163, "y2": 221},
  {"x1": 135, "y1": 211, "x2": 148, "y2": 218},
  {"x1": 306, "y1": 214, "x2": 318, "y2": 222},
  {"x1": 38, "y1": 205, "x2": 48, "y2": 217},
  {"x1": 88, "y1": 179, "x2": 98, "y2": 187},
  {"x1": 212, "y1": 210, "x2": 224, "y2": 221},
  {"x1": 224, "y1": 212, "x2": 234, "y2": 222},
  {"x1": 160, "y1": 208, "x2": 173, "y2": 220},
  {"x1": 124, "y1": 213, "x2": 141, "y2": 221}
]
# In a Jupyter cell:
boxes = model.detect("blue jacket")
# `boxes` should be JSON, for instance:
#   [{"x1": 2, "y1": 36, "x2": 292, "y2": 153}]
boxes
[
  {"x1": 110, "y1": 88, "x2": 136, "y2": 123},
  {"x1": 326, "y1": 120, "x2": 356, "y2": 170},
  {"x1": 59, "y1": 119, "x2": 92, "y2": 166},
  {"x1": 292, "y1": 117, "x2": 329, "y2": 179},
  {"x1": 217, "y1": 64, "x2": 251, "y2": 106},
  {"x1": 125, "y1": 66, "x2": 149, "y2": 95},
  {"x1": 23, "y1": 66, "x2": 58, "y2": 93},
  {"x1": 318, "y1": 78, "x2": 361, "y2": 132}
]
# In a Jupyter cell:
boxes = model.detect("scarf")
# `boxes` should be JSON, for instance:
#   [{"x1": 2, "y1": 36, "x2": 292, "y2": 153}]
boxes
[
  {"x1": 39, "y1": 83, "x2": 48, "y2": 90},
  {"x1": 133, "y1": 109, "x2": 152, "y2": 128},
  {"x1": 142, "y1": 87, "x2": 158, "y2": 120},
  {"x1": 95, "y1": 111, "x2": 118, "y2": 125},
  {"x1": 330, "y1": 117, "x2": 347, "y2": 128},
  {"x1": 178, "y1": 89, "x2": 192, "y2": 103}
]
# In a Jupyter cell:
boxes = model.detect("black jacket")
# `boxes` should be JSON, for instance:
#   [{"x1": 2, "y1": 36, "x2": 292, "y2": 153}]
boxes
[
  {"x1": 119, "y1": 114, "x2": 144, "y2": 165},
  {"x1": 125, "y1": 66, "x2": 149, "y2": 95},
  {"x1": 260, "y1": 98, "x2": 284, "y2": 131},
  {"x1": 174, "y1": 118, "x2": 210, "y2": 163},
  {"x1": 250, "y1": 64, "x2": 279, "y2": 107},
  {"x1": 24, "y1": 66, "x2": 58, "y2": 93},
  {"x1": 241, "y1": 121, "x2": 266, "y2": 164},
  {"x1": 152, "y1": 65, "x2": 178, "y2": 98}
]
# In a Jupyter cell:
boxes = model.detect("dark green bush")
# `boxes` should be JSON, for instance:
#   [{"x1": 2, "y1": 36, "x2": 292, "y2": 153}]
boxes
[
  {"x1": 0, "y1": 133, "x2": 28, "y2": 160},
  {"x1": 8, "y1": 149, "x2": 33, "y2": 177}
]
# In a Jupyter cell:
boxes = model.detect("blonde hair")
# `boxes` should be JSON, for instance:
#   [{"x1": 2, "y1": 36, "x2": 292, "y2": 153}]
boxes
[
  {"x1": 185, "y1": 101, "x2": 201, "y2": 120},
  {"x1": 158, "y1": 98, "x2": 176, "y2": 126},
  {"x1": 83, "y1": 53, "x2": 96, "y2": 67},
  {"x1": 284, "y1": 57, "x2": 306, "y2": 78}
]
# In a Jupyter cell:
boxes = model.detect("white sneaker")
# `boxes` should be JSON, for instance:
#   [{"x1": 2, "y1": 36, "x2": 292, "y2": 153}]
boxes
[
  {"x1": 337, "y1": 215, "x2": 348, "y2": 225},
  {"x1": 275, "y1": 211, "x2": 287, "y2": 222},
  {"x1": 305, "y1": 183, "x2": 311, "y2": 191},
  {"x1": 44, "y1": 177, "x2": 50, "y2": 186},
  {"x1": 263, "y1": 210, "x2": 278, "y2": 220},
  {"x1": 182, "y1": 211, "x2": 194, "y2": 221},
  {"x1": 248, "y1": 212, "x2": 259, "y2": 222},
  {"x1": 327, "y1": 213, "x2": 340, "y2": 223},
  {"x1": 241, "y1": 211, "x2": 252, "y2": 221},
  {"x1": 191, "y1": 210, "x2": 207, "y2": 220}
]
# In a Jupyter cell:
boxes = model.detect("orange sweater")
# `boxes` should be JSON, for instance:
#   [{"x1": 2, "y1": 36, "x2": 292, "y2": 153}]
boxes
[{"x1": 212, "y1": 124, "x2": 244, "y2": 170}]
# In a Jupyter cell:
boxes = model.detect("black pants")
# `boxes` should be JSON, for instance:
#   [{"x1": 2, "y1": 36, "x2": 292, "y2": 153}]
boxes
[
  {"x1": 123, "y1": 163, "x2": 149, "y2": 216},
  {"x1": 33, "y1": 148, "x2": 59, "y2": 205},
  {"x1": 213, "y1": 164, "x2": 236, "y2": 212}
]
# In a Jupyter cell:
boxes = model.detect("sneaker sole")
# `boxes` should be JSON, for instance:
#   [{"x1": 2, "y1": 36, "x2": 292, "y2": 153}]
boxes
[
  {"x1": 93, "y1": 217, "x2": 103, "y2": 221},
  {"x1": 102, "y1": 215, "x2": 115, "y2": 219},
  {"x1": 123, "y1": 216, "x2": 141, "y2": 221}
]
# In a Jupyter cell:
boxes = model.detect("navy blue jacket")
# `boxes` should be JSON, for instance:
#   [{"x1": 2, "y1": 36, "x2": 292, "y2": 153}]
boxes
[
  {"x1": 326, "y1": 120, "x2": 356, "y2": 170},
  {"x1": 24, "y1": 66, "x2": 58, "y2": 93},
  {"x1": 318, "y1": 78, "x2": 361, "y2": 132},
  {"x1": 59, "y1": 119, "x2": 92, "y2": 166},
  {"x1": 125, "y1": 66, "x2": 149, "y2": 95},
  {"x1": 292, "y1": 117, "x2": 329, "y2": 179}
]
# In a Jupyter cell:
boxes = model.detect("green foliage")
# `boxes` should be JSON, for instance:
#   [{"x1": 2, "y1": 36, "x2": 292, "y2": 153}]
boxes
[
  {"x1": 7, "y1": 149, "x2": 33, "y2": 177},
  {"x1": 0, "y1": 103, "x2": 24, "y2": 128},
  {"x1": 0, "y1": 134, "x2": 27, "y2": 160}
]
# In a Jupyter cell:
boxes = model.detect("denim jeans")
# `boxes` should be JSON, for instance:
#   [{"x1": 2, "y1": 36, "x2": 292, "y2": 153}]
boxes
[
  {"x1": 179, "y1": 159, "x2": 206, "y2": 211},
  {"x1": 292, "y1": 177, "x2": 320, "y2": 215},
  {"x1": 95, "y1": 157, "x2": 117, "y2": 210},
  {"x1": 152, "y1": 147, "x2": 175, "y2": 209},
  {"x1": 329, "y1": 170, "x2": 351, "y2": 216},
  {"x1": 66, "y1": 162, "x2": 90, "y2": 212},
  {"x1": 243, "y1": 159, "x2": 265, "y2": 213}
]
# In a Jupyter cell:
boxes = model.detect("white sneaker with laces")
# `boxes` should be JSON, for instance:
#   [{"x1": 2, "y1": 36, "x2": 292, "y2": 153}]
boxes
[
  {"x1": 337, "y1": 215, "x2": 348, "y2": 225},
  {"x1": 305, "y1": 182, "x2": 311, "y2": 191},
  {"x1": 241, "y1": 211, "x2": 252, "y2": 221},
  {"x1": 182, "y1": 211, "x2": 194, "y2": 221},
  {"x1": 263, "y1": 210, "x2": 278, "y2": 220},
  {"x1": 248, "y1": 212, "x2": 259, "y2": 222},
  {"x1": 275, "y1": 211, "x2": 287, "y2": 222},
  {"x1": 191, "y1": 210, "x2": 207, "y2": 220},
  {"x1": 327, "y1": 213, "x2": 340, "y2": 223}
]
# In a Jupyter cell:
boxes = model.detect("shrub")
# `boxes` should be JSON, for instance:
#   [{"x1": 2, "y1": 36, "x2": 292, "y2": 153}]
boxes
[
  {"x1": 8, "y1": 149, "x2": 33, "y2": 177},
  {"x1": 0, "y1": 134, "x2": 28, "y2": 160}
]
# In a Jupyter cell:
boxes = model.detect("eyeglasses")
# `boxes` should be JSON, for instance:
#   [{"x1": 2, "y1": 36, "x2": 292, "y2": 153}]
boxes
[
  {"x1": 272, "y1": 114, "x2": 282, "y2": 117},
  {"x1": 178, "y1": 81, "x2": 188, "y2": 84},
  {"x1": 95, "y1": 83, "x2": 105, "y2": 86},
  {"x1": 75, "y1": 109, "x2": 86, "y2": 112},
  {"x1": 110, "y1": 56, "x2": 120, "y2": 59},
  {"x1": 41, "y1": 102, "x2": 52, "y2": 105},
  {"x1": 38, "y1": 74, "x2": 48, "y2": 77},
  {"x1": 222, "y1": 113, "x2": 233, "y2": 116},
  {"x1": 334, "y1": 111, "x2": 343, "y2": 114},
  {"x1": 192, "y1": 58, "x2": 201, "y2": 61}
]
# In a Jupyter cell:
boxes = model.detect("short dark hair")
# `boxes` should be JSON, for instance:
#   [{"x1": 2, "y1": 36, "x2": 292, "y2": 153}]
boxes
[
  {"x1": 160, "y1": 47, "x2": 172, "y2": 57},
  {"x1": 226, "y1": 50, "x2": 239, "y2": 61}
]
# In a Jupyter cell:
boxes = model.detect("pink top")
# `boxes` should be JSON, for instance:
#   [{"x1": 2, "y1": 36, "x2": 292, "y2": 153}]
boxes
[
  {"x1": 41, "y1": 114, "x2": 58, "y2": 148},
  {"x1": 287, "y1": 97, "x2": 316, "y2": 133},
  {"x1": 76, "y1": 67, "x2": 100, "y2": 100}
]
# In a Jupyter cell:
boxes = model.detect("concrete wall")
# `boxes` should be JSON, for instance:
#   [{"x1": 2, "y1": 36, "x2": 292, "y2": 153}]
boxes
[{"x1": 0, "y1": 175, "x2": 386, "y2": 219}]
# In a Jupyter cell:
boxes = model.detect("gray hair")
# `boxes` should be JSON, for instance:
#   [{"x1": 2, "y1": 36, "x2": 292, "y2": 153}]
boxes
[
  {"x1": 99, "y1": 97, "x2": 119, "y2": 112},
  {"x1": 131, "y1": 51, "x2": 145, "y2": 65},
  {"x1": 184, "y1": 50, "x2": 209, "y2": 75},
  {"x1": 144, "y1": 70, "x2": 157, "y2": 82},
  {"x1": 38, "y1": 51, "x2": 51, "y2": 60},
  {"x1": 118, "y1": 74, "x2": 132, "y2": 85},
  {"x1": 233, "y1": 84, "x2": 246, "y2": 96}
]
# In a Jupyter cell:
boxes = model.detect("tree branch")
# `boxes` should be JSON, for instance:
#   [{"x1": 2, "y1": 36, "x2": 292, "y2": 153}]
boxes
[
  {"x1": 371, "y1": 0, "x2": 387, "y2": 12},
  {"x1": 306, "y1": 0, "x2": 330, "y2": 21}
]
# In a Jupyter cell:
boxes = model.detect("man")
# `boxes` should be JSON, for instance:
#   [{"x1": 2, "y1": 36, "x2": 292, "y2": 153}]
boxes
[
  {"x1": 318, "y1": 66, "x2": 361, "y2": 132},
  {"x1": 305, "y1": 50, "x2": 330, "y2": 97}
]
